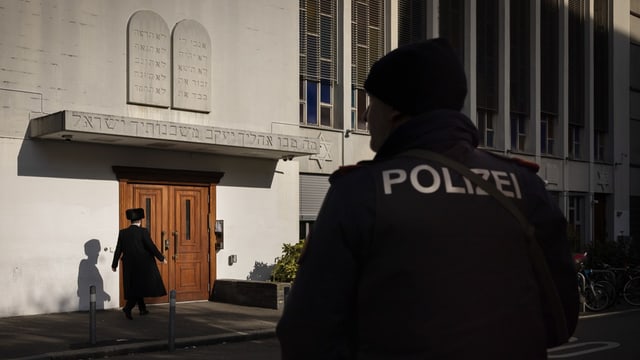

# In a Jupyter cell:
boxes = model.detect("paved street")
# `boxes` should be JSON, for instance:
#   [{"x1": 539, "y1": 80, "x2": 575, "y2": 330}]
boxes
[
  {"x1": 95, "y1": 306, "x2": 640, "y2": 360},
  {"x1": 102, "y1": 338, "x2": 281, "y2": 359},
  {"x1": 548, "y1": 307, "x2": 640, "y2": 359}
]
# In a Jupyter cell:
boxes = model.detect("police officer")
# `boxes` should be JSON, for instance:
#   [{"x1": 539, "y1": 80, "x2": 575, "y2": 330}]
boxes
[{"x1": 276, "y1": 38, "x2": 578, "y2": 359}]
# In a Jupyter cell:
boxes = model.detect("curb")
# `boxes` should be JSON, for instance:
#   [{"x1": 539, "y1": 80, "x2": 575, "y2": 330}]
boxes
[{"x1": 11, "y1": 328, "x2": 277, "y2": 360}]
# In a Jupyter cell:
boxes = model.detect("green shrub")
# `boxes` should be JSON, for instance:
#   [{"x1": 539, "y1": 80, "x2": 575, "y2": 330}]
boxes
[
  {"x1": 271, "y1": 240, "x2": 305, "y2": 283},
  {"x1": 585, "y1": 239, "x2": 638, "y2": 267}
]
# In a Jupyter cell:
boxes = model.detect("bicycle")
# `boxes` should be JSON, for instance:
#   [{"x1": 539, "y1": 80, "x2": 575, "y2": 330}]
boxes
[
  {"x1": 574, "y1": 252, "x2": 611, "y2": 311},
  {"x1": 593, "y1": 263, "x2": 640, "y2": 307},
  {"x1": 622, "y1": 267, "x2": 640, "y2": 306}
]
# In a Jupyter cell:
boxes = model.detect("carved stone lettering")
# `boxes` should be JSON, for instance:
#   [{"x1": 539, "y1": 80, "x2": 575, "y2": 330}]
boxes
[
  {"x1": 172, "y1": 20, "x2": 211, "y2": 113},
  {"x1": 127, "y1": 11, "x2": 171, "y2": 107},
  {"x1": 63, "y1": 111, "x2": 320, "y2": 155}
]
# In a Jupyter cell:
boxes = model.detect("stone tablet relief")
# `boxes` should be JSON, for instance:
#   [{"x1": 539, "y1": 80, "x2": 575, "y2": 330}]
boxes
[
  {"x1": 127, "y1": 10, "x2": 171, "y2": 107},
  {"x1": 172, "y1": 20, "x2": 211, "y2": 113}
]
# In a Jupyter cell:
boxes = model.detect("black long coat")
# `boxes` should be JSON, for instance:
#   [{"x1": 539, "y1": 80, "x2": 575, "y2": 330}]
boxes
[{"x1": 111, "y1": 225, "x2": 167, "y2": 299}]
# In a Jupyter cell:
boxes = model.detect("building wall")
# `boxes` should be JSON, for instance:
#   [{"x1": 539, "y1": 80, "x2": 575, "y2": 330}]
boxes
[
  {"x1": 1, "y1": 0, "x2": 638, "y2": 317},
  {"x1": 630, "y1": 2, "x2": 640, "y2": 198},
  {"x1": 0, "y1": 0, "x2": 301, "y2": 317}
]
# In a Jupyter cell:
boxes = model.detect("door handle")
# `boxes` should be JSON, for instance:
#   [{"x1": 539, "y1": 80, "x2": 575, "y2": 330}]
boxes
[
  {"x1": 162, "y1": 230, "x2": 169, "y2": 251},
  {"x1": 172, "y1": 231, "x2": 178, "y2": 260}
]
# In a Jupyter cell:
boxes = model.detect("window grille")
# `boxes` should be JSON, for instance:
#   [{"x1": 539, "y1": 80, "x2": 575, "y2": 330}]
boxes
[
  {"x1": 300, "y1": 0, "x2": 337, "y2": 127},
  {"x1": 398, "y1": 0, "x2": 427, "y2": 47},
  {"x1": 351, "y1": 0, "x2": 385, "y2": 131}
]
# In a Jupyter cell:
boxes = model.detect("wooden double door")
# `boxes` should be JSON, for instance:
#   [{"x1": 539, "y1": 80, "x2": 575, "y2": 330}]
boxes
[{"x1": 124, "y1": 183, "x2": 211, "y2": 304}]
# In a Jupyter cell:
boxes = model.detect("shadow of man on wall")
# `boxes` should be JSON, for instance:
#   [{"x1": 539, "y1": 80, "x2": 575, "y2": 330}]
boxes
[{"x1": 77, "y1": 239, "x2": 111, "y2": 310}]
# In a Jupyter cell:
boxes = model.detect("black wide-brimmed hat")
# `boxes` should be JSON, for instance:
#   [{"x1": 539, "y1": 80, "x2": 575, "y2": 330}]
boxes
[
  {"x1": 364, "y1": 38, "x2": 467, "y2": 116},
  {"x1": 125, "y1": 208, "x2": 145, "y2": 221}
]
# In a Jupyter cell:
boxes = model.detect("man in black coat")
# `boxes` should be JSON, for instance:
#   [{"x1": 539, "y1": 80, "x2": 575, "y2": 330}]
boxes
[
  {"x1": 112, "y1": 208, "x2": 167, "y2": 319},
  {"x1": 276, "y1": 39, "x2": 578, "y2": 359}
]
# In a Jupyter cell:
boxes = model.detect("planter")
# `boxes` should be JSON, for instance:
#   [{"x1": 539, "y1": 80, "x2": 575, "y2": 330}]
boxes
[{"x1": 210, "y1": 279, "x2": 291, "y2": 310}]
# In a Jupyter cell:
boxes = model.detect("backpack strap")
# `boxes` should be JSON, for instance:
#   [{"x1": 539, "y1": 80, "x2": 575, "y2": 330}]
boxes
[{"x1": 399, "y1": 148, "x2": 569, "y2": 344}]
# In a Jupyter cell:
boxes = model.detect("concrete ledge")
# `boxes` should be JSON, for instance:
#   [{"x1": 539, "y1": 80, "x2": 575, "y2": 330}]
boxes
[{"x1": 211, "y1": 279, "x2": 291, "y2": 310}]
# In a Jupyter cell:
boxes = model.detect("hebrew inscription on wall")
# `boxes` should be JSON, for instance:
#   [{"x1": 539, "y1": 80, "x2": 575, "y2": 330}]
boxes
[
  {"x1": 63, "y1": 111, "x2": 319, "y2": 154},
  {"x1": 172, "y1": 20, "x2": 211, "y2": 113},
  {"x1": 127, "y1": 10, "x2": 171, "y2": 107}
]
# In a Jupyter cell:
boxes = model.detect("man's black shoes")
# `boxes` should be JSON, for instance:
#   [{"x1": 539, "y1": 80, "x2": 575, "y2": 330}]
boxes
[
  {"x1": 123, "y1": 308, "x2": 133, "y2": 320},
  {"x1": 140, "y1": 309, "x2": 150, "y2": 316}
]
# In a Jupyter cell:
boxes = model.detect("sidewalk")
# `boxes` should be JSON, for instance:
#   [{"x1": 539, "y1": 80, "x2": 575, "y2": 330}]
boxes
[{"x1": 1, "y1": 301, "x2": 282, "y2": 360}]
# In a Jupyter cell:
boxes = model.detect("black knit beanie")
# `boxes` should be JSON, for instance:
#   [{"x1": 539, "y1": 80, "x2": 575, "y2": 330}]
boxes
[{"x1": 364, "y1": 38, "x2": 467, "y2": 116}]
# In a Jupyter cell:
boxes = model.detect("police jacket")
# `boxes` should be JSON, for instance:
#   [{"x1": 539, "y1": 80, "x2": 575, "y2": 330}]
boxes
[{"x1": 276, "y1": 110, "x2": 578, "y2": 359}]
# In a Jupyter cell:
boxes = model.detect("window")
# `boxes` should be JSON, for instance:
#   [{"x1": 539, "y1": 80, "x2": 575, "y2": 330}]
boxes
[
  {"x1": 477, "y1": 108, "x2": 495, "y2": 148},
  {"x1": 300, "y1": 221, "x2": 315, "y2": 240},
  {"x1": 398, "y1": 0, "x2": 427, "y2": 47},
  {"x1": 541, "y1": 0, "x2": 559, "y2": 115},
  {"x1": 439, "y1": 0, "x2": 465, "y2": 61},
  {"x1": 510, "y1": 113, "x2": 527, "y2": 152},
  {"x1": 569, "y1": 124, "x2": 582, "y2": 159},
  {"x1": 510, "y1": 0, "x2": 530, "y2": 153},
  {"x1": 594, "y1": 130, "x2": 606, "y2": 161},
  {"x1": 510, "y1": 0, "x2": 530, "y2": 114},
  {"x1": 351, "y1": 0, "x2": 385, "y2": 131},
  {"x1": 541, "y1": 0, "x2": 559, "y2": 155},
  {"x1": 568, "y1": 195, "x2": 584, "y2": 252},
  {"x1": 541, "y1": 112, "x2": 556, "y2": 155},
  {"x1": 540, "y1": 0, "x2": 560, "y2": 155},
  {"x1": 568, "y1": 0, "x2": 585, "y2": 133},
  {"x1": 477, "y1": 0, "x2": 499, "y2": 119},
  {"x1": 594, "y1": 0, "x2": 609, "y2": 161},
  {"x1": 300, "y1": 0, "x2": 338, "y2": 128},
  {"x1": 568, "y1": 0, "x2": 585, "y2": 160}
]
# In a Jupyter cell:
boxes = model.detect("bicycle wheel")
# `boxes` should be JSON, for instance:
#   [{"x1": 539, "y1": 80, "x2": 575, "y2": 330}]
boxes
[
  {"x1": 596, "y1": 280, "x2": 617, "y2": 308},
  {"x1": 584, "y1": 282, "x2": 610, "y2": 311},
  {"x1": 623, "y1": 277, "x2": 640, "y2": 306}
]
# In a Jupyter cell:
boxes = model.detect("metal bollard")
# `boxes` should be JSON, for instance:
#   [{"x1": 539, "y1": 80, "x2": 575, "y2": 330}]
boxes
[
  {"x1": 89, "y1": 285, "x2": 96, "y2": 345},
  {"x1": 168, "y1": 290, "x2": 176, "y2": 352}
]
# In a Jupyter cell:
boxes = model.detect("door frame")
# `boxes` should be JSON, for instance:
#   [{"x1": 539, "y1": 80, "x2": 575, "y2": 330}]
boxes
[{"x1": 112, "y1": 166, "x2": 224, "y2": 305}]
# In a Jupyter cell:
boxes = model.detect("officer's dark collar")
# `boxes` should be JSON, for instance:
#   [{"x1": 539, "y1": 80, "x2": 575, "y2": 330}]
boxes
[{"x1": 374, "y1": 109, "x2": 479, "y2": 160}]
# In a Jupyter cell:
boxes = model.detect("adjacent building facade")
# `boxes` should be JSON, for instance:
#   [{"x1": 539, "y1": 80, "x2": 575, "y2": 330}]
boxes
[{"x1": 0, "y1": 0, "x2": 638, "y2": 317}]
